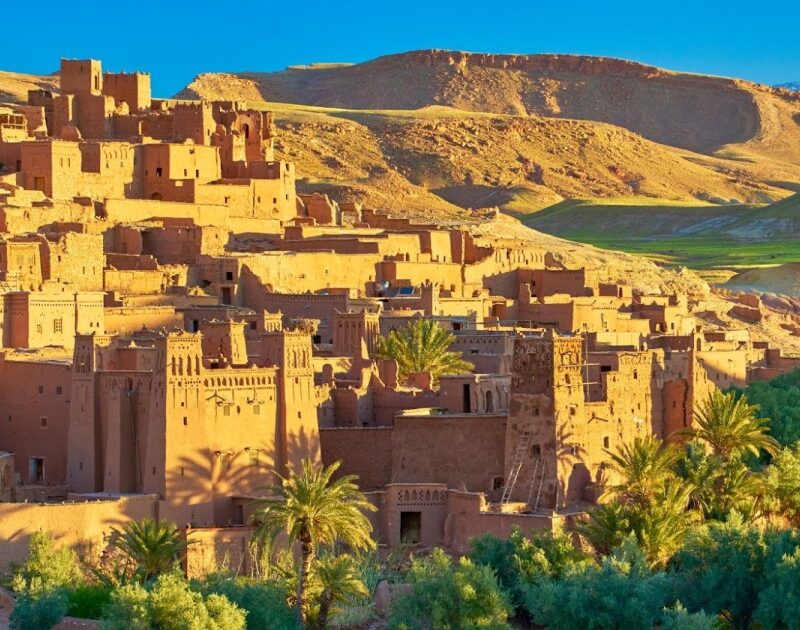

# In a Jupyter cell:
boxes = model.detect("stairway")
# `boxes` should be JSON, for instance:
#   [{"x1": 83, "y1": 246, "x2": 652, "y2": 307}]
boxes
[{"x1": 501, "y1": 429, "x2": 533, "y2": 504}]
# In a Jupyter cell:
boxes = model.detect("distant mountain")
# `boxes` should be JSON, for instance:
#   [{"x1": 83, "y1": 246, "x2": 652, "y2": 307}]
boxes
[{"x1": 776, "y1": 82, "x2": 800, "y2": 91}]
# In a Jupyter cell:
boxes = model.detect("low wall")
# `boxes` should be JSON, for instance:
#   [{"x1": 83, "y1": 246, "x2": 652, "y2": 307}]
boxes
[
  {"x1": 0, "y1": 495, "x2": 158, "y2": 571},
  {"x1": 183, "y1": 527, "x2": 256, "y2": 579}
]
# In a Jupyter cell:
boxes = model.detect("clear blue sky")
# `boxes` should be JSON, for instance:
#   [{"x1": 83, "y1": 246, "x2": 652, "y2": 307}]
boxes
[{"x1": 2, "y1": 0, "x2": 798, "y2": 97}]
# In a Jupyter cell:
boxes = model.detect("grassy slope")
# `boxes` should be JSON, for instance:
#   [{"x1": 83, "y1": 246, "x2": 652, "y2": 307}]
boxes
[{"x1": 523, "y1": 195, "x2": 800, "y2": 270}]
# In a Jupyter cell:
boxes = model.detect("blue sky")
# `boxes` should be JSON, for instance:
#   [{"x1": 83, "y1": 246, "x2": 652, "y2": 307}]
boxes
[{"x1": 2, "y1": 0, "x2": 798, "y2": 97}]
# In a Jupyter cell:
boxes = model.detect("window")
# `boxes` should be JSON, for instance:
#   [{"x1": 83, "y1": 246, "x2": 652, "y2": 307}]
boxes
[
  {"x1": 249, "y1": 321, "x2": 257, "y2": 331},
  {"x1": 37, "y1": 385, "x2": 44, "y2": 394},
  {"x1": 40, "y1": 417, "x2": 47, "y2": 427},
  {"x1": 195, "y1": 169, "x2": 199, "y2": 177},
  {"x1": 225, "y1": 271, "x2": 234, "y2": 281},
  {"x1": 156, "y1": 167, "x2": 162, "y2": 177},
  {"x1": 36, "y1": 324, "x2": 43, "y2": 334},
  {"x1": 532, "y1": 444, "x2": 541, "y2": 456},
  {"x1": 54, "y1": 318, "x2": 63, "y2": 334},
  {"x1": 183, "y1": 417, "x2": 188, "y2": 426},
  {"x1": 492, "y1": 476, "x2": 505, "y2": 491},
  {"x1": 603, "y1": 436, "x2": 610, "y2": 449}
]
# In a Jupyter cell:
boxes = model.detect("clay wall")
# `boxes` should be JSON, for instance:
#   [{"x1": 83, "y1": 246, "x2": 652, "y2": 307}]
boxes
[
  {"x1": 0, "y1": 495, "x2": 157, "y2": 569},
  {"x1": 103, "y1": 72, "x2": 151, "y2": 112},
  {"x1": 0, "y1": 356, "x2": 72, "y2": 485},
  {"x1": 319, "y1": 427, "x2": 393, "y2": 490}
]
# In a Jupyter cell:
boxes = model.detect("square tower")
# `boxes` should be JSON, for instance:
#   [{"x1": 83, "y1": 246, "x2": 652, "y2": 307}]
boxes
[{"x1": 60, "y1": 59, "x2": 103, "y2": 95}]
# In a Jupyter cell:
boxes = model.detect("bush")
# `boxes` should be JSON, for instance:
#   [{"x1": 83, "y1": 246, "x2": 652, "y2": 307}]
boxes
[
  {"x1": 65, "y1": 583, "x2": 112, "y2": 619},
  {"x1": 9, "y1": 590, "x2": 68, "y2": 630},
  {"x1": 100, "y1": 573, "x2": 246, "y2": 630},
  {"x1": 100, "y1": 583, "x2": 150, "y2": 630},
  {"x1": 10, "y1": 532, "x2": 82, "y2": 595},
  {"x1": 199, "y1": 574, "x2": 297, "y2": 630},
  {"x1": 470, "y1": 527, "x2": 590, "y2": 608},
  {"x1": 388, "y1": 548, "x2": 511, "y2": 629},
  {"x1": 523, "y1": 537, "x2": 672, "y2": 630}
]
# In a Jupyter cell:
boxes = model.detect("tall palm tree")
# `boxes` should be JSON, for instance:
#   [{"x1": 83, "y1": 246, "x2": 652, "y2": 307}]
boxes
[
  {"x1": 110, "y1": 518, "x2": 190, "y2": 582},
  {"x1": 604, "y1": 435, "x2": 680, "y2": 506},
  {"x1": 251, "y1": 459, "x2": 376, "y2": 627},
  {"x1": 376, "y1": 318, "x2": 474, "y2": 385},
  {"x1": 675, "y1": 390, "x2": 778, "y2": 461},
  {"x1": 314, "y1": 554, "x2": 369, "y2": 629}
]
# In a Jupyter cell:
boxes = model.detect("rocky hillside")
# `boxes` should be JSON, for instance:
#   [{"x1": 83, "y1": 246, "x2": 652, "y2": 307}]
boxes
[
  {"x1": 0, "y1": 70, "x2": 58, "y2": 104},
  {"x1": 182, "y1": 50, "x2": 800, "y2": 161}
]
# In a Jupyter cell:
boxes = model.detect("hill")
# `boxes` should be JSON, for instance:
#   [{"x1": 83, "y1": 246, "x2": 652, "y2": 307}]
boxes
[
  {"x1": 0, "y1": 69, "x2": 58, "y2": 104},
  {"x1": 181, "y1": 50, "x2": 800, "y2": 162},
  {"x1": 523, "y1": 193, "x2": 800, "y2": 271}
]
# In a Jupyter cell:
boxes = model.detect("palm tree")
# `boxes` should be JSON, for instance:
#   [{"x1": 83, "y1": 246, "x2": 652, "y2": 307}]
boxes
[
  {"x1": 604, "y1": 435, "x2": 680, "y2": 506},
  {"x1": 110, "y1": 518, "x2": 190, "y2": 582},
  {"x1": 314, "y1": 554, "x2": 369, "y2": 629},
  {"x1": 675, "y1": 390, "x2": 778, "y2": 461},
  {"x1": 632, "y1": 481, "x2": 696, "y2": 567},
  {"x1": 251, "y1": 459, "x2": 376, "y2": 627},
  {"x1": 576, "y1": 502, "x2": 633, "y2": 557},
  {"x1": 376, "y1": 318, "x2": 474, "y2": 385}
]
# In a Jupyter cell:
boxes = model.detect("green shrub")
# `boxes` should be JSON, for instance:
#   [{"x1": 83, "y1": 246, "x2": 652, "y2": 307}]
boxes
[
  {"x1": 65, "y1": 583, "x2": 112, "y2": 619},
  {"x1": 10, "y1": 532, "x2": 82, "y2": 595},
  {"x1": 388, "y1": 548, "x2": 511, "y2": 629},
  {"x1": 99, "y1": 583, "x2": 150, "y2": 630},
  {"x1": 523, "y1": 537, "x2": 672, "y2": 630},
  {"x1": 199, "y1": 574, "x2": 297, "y2": 630},
  {"x1": 660, "y1": 605, "x2": 717, "y2": 629},
  {"x1": 100, "y1": 573, "x2": 246, "y2": 630},
  {"x1": 470, "y1": 527, "x2": 590, "y2": 608},
  {"x1": 9, "y1": 590, "x2": 68, "y2": 630}
]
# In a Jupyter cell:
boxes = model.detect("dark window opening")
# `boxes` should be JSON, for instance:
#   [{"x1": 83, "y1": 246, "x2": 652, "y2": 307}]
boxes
[
  {"x1": 463, "y1": 384, "x2": 471, "y2": 413},
  {"x1": 600, "y1": 365, "x2": 611, "y2": 372},
  {"x1": 29, "y1": 457, "x2": 44, "y2": 484},
  {"x1": 492, "y1": 476, "x2": 504, "y2": 491},
  {"x1": 225, "y1": 271, "x2": 234, "y2": 281},
  {"x1": 400, "y1": 511, "x2": 421, "y2": 544},
  {"x1": 532, "y1": 444, "x2": 541, "y2": 456},
  {"x1": 156, "y1": 167, "x2": 162, "y2": 177},
  {"x1": 603, "y1": 436, "x2": 610, "y2": 449}
]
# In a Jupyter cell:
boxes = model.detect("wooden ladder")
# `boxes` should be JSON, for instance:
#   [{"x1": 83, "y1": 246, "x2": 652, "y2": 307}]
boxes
[
  {"x1": 501, "y1": 429, "x2": 532, "y2": 504},
  {"x1": 526, "y1": 457, "x2": 547, "y2": 510}
]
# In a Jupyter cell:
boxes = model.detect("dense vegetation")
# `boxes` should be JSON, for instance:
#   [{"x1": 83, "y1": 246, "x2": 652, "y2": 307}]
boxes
[{"x1": 7, "y1": 377, "x2": 800, "y2": 628}]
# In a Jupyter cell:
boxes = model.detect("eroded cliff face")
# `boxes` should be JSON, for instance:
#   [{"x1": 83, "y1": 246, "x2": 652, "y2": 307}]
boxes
[{"x1": 182, "y1": 49, "x2": 800, "y2": 158}]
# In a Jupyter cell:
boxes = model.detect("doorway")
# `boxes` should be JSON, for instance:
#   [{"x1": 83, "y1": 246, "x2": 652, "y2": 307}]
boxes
[{"x1": 400, "y1": 511, "x2": 421, "y2": 544}]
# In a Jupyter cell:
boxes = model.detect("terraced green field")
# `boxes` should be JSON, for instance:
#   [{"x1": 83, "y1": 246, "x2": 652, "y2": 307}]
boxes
[{"x1": 523, "y1": 195, "x2": 800, "y2": 270}]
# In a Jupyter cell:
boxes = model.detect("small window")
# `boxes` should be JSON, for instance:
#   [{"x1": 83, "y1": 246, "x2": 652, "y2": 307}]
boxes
[
  {"x1": 225, "y1": 271, "x2": 234, "y2": 281},
  {"x1": 603, "y1": 436, "x2": 610, "y2": 449},
  {"x1": 532, "y1": 444, "x2": 541, "y2": 456},
  {"x1": 492, "y1": 476, "x2": 504, "y2": 491},
  {"x1": 156, "y1": 167, "x2": 162, "y2": 177},
  {"x1": 36, "y1": 324, "x2": 43, "y2": 334},
  {"x1": 54, "y1": 318, "x2": 63, "y2": 334},
  {"x1": 183, "y1": 417, "x2": 188, "y2": 426},
  {"x1": 37, "y1": 385, "x2": 44, "y2": 394},
  {"x1": 533, "y1": 407, "x2": 540, "y2": 417},
  {"x1": 40, "y1": 417, "x2": 47, "y2": 428},
  {"x1": 195, "y1": 169, "x2": 199, "y2": 177},
  {"x1": 297, "y1": 411, "x2": 302, "y2": 419}
]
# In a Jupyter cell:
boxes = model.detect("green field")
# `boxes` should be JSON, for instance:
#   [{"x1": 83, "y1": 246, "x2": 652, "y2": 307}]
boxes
[{"x1": 522, "y1": 195, "x2": 800, "y2": 270}]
